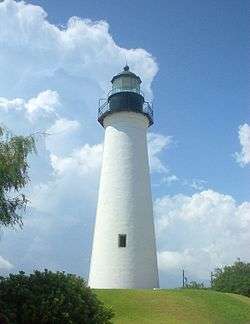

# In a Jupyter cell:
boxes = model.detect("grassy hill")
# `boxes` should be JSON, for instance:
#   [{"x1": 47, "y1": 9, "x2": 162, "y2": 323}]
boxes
[{"x1": 96, "y1": 289, "x2": 250, "y2": 324}]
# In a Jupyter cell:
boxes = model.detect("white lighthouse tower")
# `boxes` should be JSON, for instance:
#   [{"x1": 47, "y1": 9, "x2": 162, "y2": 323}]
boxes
[{"x1": 89, "y1": 66, "x2": 159, "y2": 289}]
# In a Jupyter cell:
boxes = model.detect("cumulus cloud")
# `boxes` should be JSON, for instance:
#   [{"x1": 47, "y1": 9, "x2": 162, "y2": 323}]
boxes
[
  {"x1": 189, "y1": 179, "x2": 207, "y2": 191},
  {"x1": 0, "y1": 0, "x2": 158, "y2": 278},
  {"x1": 50, "y1": 144, "x2": 103, "y2": 176},
  {"x1": 164, "y1": 175, "x2": 179, "y2": 186},
  {"x1": 25, "y1": 90, "x2": 60, "y2": 121},
  {"x1": 148, "y1": 133, "x2": 172, "y2": 173},
  {"x1": 155, "y1": 190, "x2": 250, "y2": 282},
  {"x1": 0, "y1": 97, "x2": 24, "y2": 110},
  {"x1": 45, "y1": 118, "x2": 81, "y2": 155},
  {"x1": 0, "y1": 90, "x2": 60, "y2": 121},
  {"x1": 0, "y1": 0, "x2": 157, "y2": 99},
  {"x1": 12, "y1": 141, "x2": 104, "y2": 275},
  {"x1": 48, "y1": 118, "x2": 80, "y2": 135},
  {"x1": 1, "y1": 0, "x2": 247, "y2": 289},
  {"x1": 0, "y1": 255, "x2": 13, "y2": 270},
  {"x1": 235, "y1": 123, "x2": 250, "y2": 166},
  {"x1": 30, "y1": 144, "x2": 103, "y2": 215}
]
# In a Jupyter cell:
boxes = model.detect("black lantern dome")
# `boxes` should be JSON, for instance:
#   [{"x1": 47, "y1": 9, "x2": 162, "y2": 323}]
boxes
[{"x1": 98, "y1": 66, "x2": 153, "y2": 127}]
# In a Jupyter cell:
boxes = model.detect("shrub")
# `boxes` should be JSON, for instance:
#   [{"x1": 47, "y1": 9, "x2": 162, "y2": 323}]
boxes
[
  {"x1": 184, "y1": 281, "x2": 205, "y2": 289},
  {"x1": 0, "y1": 270, "x2": 114, "y2": 324}
]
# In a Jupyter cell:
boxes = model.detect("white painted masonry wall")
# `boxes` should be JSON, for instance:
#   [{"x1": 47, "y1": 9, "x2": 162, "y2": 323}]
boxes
[{"x1": 89, "y1": 111, "x2": 159, "y2": 288}]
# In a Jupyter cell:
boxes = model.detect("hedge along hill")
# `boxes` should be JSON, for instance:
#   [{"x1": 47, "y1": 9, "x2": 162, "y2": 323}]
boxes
[{"x1": 96, "y1": 289, "x2": 250, "y2": 324}]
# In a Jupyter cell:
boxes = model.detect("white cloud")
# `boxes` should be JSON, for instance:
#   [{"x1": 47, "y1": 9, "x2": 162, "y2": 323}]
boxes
[
  {"x1": 24, "y1": 143, "x2": 103, "y2": 268},
  {"x1": 0, "y1": 97, "x2": 24, "y2": 110},
  {"x1": 28, "y1": 139, "x2": 103, "y2": 220},
  {"x1": 2, "y1": 0, "x2": 247, "y2": 289},
  {"x1": 0, "y1": 0, "x2": 161, "y2": 279},
  {"x1": 158, "y1": 250, "x2": 193, "y2": 271},
  {"x1": 155, "y1": 189, "x2": 250, "y2": 281},
  {"x1": 164, "y1": 175, "x2": 179, "y2": 185},
  {"x1": 50, "y1": 143, "x2": 103, "y2": 176},
  {"x1": 47, "y1": 118, "x2": 80, "y2": 135},
  {"x1": 148, "y1": 133, "x2": 172, "y2": 173},
  {"x1": 235, "y1": 123, "x2": 250, "y2": 166},
  {"x1": 0, "y1": 255, "x2": 13, "y2": 270},
  {"x1": 0, "y1": 90, "x2": 60, "y2": 121},
  {"x1": 45, "y1": 118, "x2": 81, "y2": 155},
  {"x1": 189, "y1": 179, "x2": 207, "y2": 191},
  {"x1": 25, "y1": 90, "x2": 60, "y2": 121},
  {"x1": 0, "y1": 0, "x2": 157, "y2": 98}
]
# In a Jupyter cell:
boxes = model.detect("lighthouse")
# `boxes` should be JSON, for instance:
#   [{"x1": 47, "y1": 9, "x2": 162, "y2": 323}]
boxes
[{"x1": 89, "y1": 66, "x2": 159, "y2": 289}]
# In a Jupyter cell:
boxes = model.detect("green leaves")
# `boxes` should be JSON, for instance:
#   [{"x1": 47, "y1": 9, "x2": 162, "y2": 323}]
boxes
[
  {"x1": 212, "y1": 260, "x2": 250, "y2": 297},
  {"x1": 184, "y1": 281, "x2": 205, "y2": 289},
  {"x1": 0, "y1": 270, "x2": 114, "y2": 324},
  {"x1": 0, "y1": 126, "x2": 36, "y2": 228}
]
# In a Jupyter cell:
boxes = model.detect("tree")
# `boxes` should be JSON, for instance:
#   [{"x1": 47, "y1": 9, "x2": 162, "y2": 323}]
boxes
[
  {"x1": 212, "y1": 259, "x2": 250, "y2": 297},
  {"x1": 0, "y1": 270, "x2": 114, "y2": 324},
  {"x1": 0, "y1": 126, "x2": 36, "y2": 228}
]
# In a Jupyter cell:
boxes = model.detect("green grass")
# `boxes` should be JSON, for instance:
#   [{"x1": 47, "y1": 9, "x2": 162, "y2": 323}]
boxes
[{"x1": 95, "y1": 289, "x2": 250, "y2": 324}]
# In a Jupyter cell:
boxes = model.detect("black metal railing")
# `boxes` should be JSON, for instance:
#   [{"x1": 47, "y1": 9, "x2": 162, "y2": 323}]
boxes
[
  {"x1": 97, "y1": 100, "x2": 153, "y2": 127},
  {"x1": 98, "y1": 99, "x2": 109, "y2": 117}
]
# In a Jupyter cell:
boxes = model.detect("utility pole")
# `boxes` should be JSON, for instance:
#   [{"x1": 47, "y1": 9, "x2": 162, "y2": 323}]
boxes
[
  {"x1": 210, "y1": 271, "x2": 214, "y2": 287},
  {"x1": 182, "y1": 269, "x2": 188, "y2": 288}
]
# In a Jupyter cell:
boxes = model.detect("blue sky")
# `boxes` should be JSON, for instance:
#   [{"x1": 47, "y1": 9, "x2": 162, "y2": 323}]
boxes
[
  {"x1": 31, "y1": 0, "x2": 250, "y2": 201},
  {"x1": 0, "y1": 0, "x2": 249, "y2": 288}
]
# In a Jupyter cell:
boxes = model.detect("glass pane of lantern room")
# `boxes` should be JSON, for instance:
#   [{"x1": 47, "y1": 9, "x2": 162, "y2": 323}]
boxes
[
  {"x1": 112, "y1": 76, "x2": 140, "y2": 94},
  {"x1": 131, "y1": 78, "x2": 140, "y2": 93},
  {"x1": 122, "y1": 76, "x2": 132, "y2": 90},
  {"x1": 113, "y1": 78, "x2": 122, "y2": 91}
]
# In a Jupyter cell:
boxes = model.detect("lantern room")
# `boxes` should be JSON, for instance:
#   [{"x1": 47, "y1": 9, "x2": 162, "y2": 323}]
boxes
[
  {"x1": 97, "y1": 66, "x2": 153, "y2": 127},
  {"x1": 111, "y1": 65, "x2": 141, "y2": 95}
]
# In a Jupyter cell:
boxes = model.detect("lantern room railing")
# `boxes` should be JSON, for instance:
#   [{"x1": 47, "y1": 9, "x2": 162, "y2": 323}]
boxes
[{"x1": 98, "y1": 99, "x2": 154, "y2": 127}]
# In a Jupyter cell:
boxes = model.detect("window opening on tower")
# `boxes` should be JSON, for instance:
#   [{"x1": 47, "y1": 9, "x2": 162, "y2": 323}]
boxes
[{"x1": 118, "y1": 234, "x2": 127, "y2": 248}]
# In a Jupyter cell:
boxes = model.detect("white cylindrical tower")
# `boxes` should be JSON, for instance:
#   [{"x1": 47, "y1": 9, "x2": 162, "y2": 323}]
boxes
[{"x1": 89, "y1": 66, "x2": 159, "y2": 289}]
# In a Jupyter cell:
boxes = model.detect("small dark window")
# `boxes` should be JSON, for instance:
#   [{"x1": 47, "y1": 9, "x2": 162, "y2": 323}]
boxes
[{"x1": 118, "y1": 234, "x2": 126, "y2": 248}]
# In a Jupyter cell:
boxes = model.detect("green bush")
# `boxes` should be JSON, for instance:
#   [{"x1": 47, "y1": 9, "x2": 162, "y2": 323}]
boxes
[
  {"x1": 212, "y1": 260, "x2": 250, "y2": 297},
  {"x1": 0, "y1": 270, "x2": 114, "y2": 324},
  {"x1": 184, "y1": 281, "x2": 205, "y2": 289}
]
